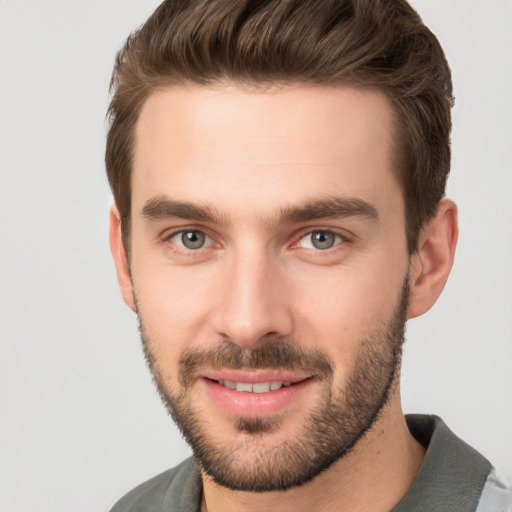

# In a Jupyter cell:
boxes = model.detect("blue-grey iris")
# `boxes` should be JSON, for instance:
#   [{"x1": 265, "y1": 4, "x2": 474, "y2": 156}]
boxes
[
  {"x1": 311, "y1": 231, "x2": 335, "y2": 250},
  {"x1": 182, "y1": 231, "x2": 205, "y2": 249}
]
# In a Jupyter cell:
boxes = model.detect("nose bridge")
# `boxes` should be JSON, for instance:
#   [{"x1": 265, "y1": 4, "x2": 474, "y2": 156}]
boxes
[{"x1": 213, "y1": 242, "x2": 293, "y2": 347}]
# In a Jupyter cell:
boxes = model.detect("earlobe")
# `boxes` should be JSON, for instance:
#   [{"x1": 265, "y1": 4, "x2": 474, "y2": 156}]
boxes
[
  {"x1": 109, "y1": 205, "x2": 136, "y2": 311},
  {"x1": 408, "y1": 199, "x2": 458, "y2": 319}
]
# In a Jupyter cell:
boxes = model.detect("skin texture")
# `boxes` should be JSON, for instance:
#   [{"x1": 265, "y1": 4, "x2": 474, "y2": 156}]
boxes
[
  {"x1": 139, "y1": 277, "x2": 409, "y2": 493},
  {"x1": 110, "y1": 84, "x2": 458, "y2": 512}
]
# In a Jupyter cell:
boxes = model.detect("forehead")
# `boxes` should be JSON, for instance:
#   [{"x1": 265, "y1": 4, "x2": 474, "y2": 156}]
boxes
[{"x1": 132, "y1": 83, "x2": 400, "y2": 217}]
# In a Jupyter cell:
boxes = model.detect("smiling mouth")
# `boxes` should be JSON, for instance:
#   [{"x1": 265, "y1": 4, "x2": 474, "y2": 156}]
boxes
[
  {"x1": 201, "y1": 375, "x2": 314, "y2": 417},
  {"x1": 206, "y1": 378, "x2": 312, "y2": 394},
  {"x1": 216, "y1": 379, "x2": 293, "y2": 393}
]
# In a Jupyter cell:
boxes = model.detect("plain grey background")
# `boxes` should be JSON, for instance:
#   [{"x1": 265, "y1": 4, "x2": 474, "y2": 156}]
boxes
[{"x1": 1, "y1": 1, "x2": 511, "y2": 510}]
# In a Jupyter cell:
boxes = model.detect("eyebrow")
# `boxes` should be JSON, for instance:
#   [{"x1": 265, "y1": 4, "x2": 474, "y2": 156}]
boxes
[
  {"x1": 142, "y1": 195, "x2": 378, "y2": 225},
  {"x1": 277, "y1": 196, "x2": 379, "y2": 224},
  {"x1": 142, "y1": 196, "x2": 227, "y2": 224}
]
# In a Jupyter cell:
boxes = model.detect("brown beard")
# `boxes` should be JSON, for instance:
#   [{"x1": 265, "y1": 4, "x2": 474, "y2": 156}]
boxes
[{"x1": 137, "y1": 277, "x2": 409, "y2": 492}]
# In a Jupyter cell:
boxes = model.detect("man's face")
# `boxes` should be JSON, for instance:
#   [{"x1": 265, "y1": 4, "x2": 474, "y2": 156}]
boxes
[{"x1": 127, "y1": 84, "x2": 412, "y2": 491}]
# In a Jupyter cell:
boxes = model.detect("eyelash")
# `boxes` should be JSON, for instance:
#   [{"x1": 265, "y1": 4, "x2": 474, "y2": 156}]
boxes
[
  {"x1": 290, "y1": 229, "x2": 349, "y2": 257},
  {"x1": 163, "y1": 229, "x2": 216, "y2": 255},
  {"x1": 162, "y1": 227, "x2": 350, "y2": 256}
]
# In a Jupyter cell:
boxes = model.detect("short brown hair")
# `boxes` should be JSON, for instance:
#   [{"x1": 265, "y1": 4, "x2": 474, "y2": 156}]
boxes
[{"x1": 106, "y1": 0, "x2": 453, "y2": 254}]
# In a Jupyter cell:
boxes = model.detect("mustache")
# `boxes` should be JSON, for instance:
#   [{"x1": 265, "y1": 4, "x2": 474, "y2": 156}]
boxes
[{"x1": 178, "y1": 338, "x2": 334, "y2": 387}]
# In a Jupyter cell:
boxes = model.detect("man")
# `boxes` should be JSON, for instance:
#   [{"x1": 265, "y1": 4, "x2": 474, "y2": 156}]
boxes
[{"x1": 106, "y1": 1, "x2": 511, "y2": 511}]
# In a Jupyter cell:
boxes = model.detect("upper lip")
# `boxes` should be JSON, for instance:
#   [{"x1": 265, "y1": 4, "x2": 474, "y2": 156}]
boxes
[{"x1": 201, "y1": 369, "x2": 312, "y2": 384}]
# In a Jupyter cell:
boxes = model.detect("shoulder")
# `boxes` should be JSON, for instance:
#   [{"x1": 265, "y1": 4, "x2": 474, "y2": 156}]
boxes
[
  {"x1": 393, "y1": 415, "x2": 496, "y2": 512},
  {"x1": 476, "y1": 468, "x2": 512, "y2": 512},
  {"x1": 109, "y1": 457, "x2": 202, "y2": 512}
]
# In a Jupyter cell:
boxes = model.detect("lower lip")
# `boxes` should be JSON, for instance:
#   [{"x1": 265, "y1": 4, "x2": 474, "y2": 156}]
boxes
[{"x1": 200, "y1": 378, "x2": 313, "y2": 418}]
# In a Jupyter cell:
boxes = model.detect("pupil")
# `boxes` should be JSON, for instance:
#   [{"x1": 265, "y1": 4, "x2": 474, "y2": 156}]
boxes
[
  {"x1": 312, "y1": 231, "x2": 334, "y2": 250},
  {"x1": 182, "y1": 231, "x2": 205, "y2": 249}
]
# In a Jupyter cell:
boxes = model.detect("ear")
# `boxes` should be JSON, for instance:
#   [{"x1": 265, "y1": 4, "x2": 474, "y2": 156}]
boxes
[
  {"x1": 408, "y1": 199, "x2": 458, "y2": 319},
  {"x1": 109, "y1": 205, "x2": 136, "y2": 311}
]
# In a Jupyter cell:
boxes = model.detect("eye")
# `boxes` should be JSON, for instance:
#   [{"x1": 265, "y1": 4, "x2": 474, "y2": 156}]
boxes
[
  {"x1": 297, "y1": 230, "x2": 344, "y2": 250},
  {"x1": 169, "y1": 230, "x2": 212, "y2": 250}
]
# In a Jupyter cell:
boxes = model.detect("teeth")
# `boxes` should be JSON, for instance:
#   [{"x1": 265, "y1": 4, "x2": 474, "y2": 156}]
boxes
[
  {"x1": 235, "y1": 382, "x2": 253, "y2": 392},
  {"x1": 252, "y1": 382, "x2": 271, "y2": 393},
  {"x1": 218, "y1": 380, "x2": 292, "y2": 393}
]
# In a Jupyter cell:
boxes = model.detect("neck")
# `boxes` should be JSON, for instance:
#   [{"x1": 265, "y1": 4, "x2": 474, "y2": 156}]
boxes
[{"x1": 201, "y1": 394, "x2": 425, "y2": 512}]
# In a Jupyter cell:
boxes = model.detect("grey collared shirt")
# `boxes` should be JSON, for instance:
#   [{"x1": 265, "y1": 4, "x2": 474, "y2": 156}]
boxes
[{"x1": 110, "y1": 415, "x2": 512, "y2": 512}]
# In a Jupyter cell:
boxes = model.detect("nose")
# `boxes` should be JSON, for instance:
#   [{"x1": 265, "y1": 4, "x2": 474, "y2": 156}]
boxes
[{"x1": 212, "y1": 250, "x2": 294, "y2": 348}]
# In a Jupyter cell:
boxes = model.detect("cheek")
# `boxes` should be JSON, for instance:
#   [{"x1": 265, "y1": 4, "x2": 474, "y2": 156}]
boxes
[
  {"x1": 132, "y1": 261, "x2": 217, "y2": 353},
  {"x1": 290, "y1": 260, "x2": 406, "y2": 367}
]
